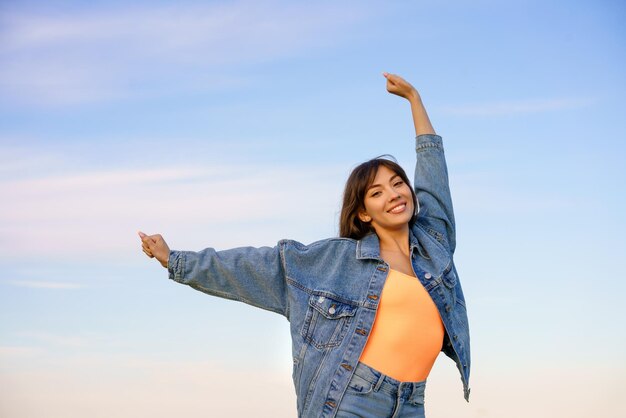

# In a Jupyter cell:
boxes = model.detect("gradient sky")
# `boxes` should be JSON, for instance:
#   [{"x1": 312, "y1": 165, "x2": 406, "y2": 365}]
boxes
[{"x1": 1, "y1": 1, "x2": 625, "y2": 417}]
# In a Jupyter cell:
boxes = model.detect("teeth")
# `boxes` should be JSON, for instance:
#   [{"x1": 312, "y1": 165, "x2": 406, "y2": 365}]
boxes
[{"x1": 389, "y1": 204, "x2": 405, "y2": 214}]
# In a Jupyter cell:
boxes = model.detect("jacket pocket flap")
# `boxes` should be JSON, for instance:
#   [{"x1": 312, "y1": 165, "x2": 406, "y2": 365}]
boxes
[{"x1": 309, "y1": 294, "x2": 357, "y2": 319}]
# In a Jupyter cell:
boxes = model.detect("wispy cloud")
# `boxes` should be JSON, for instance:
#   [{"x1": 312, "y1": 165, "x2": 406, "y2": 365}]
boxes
[
  {"x1": 0, "y1": 345, "x2": 43, "y2": 357},
  {"x1": 16, "y1": 331, "x2": 96, "y2": 348},
  {"x1": 3, "y1": 166, "x2": 210, "y2": 191},
  {"x1": 0, "y1": 1, "x2": 370, "y2": 106},
  {"x1": 438, "y1": 97, "x2": 594, "y2": 116},
  {"x1": 6, "y1": 280, "x2": 83, "y2": 289},
  {"x1": 0, "y1": 150, "x2": 345, "y2": 259},
  {"x1": 0, "y1": 144, "x2": 65, "y2": 174}
]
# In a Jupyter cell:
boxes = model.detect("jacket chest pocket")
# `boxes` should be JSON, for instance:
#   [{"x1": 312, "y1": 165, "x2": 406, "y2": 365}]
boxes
[{"x1": 301, "y1": 293, "x2": 357, "y2": 350}]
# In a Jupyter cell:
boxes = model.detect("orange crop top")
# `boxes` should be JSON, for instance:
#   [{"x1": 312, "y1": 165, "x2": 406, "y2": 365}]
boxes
[{"x1": 359, "y1": 268, "x2": 445, "y2": 382}]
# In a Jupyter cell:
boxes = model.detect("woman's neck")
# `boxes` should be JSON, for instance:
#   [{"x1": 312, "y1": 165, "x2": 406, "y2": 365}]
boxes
[
  {"x1": 375, "y1": 225, "x2": 410, "y2": 256},
  {"x1": 375, "y1": 225, "x2": 414, "y2": 275}
]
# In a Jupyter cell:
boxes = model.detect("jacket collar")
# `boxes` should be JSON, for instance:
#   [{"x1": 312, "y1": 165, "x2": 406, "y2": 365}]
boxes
[
  {"x1": 356, "y1": 227, "x2": 451, "y2": 277},
  {"x1": 356, "y1": 230, "x2": 424, "y2": 260},
  {"x1": 355, "y1": 233, "x2": 381, "y2": 260}
]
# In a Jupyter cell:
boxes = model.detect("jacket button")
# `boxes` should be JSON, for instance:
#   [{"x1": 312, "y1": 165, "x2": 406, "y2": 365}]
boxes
[
  {"x1": 325, "y1": 400, "x2": 336, "y2": 408},
  {"x1": 424, "y1": 272, "x2": 432, "y2": 279},
  {"x1": 356, "y1": 328, "x2": 368, "y2": 335},
  {"x1": 328, "y1": 305, "x2": 336, "y2": 315},
  {"x1": 367, "y1": 294, "x2": 379, "y2": 300},
  {"x1": 445, "y1": 305, "x2": 451, "y2": 312},
  {"x1": 341, "y1": 363, "x2": 353, "y2": 371},
  {"x1": 453, "y1": 334, "x2": 459, "y2": 340}
]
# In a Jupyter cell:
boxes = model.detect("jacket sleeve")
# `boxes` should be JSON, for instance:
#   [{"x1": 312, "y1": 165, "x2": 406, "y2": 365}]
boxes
[
  {"x1": 167, "y1": 244, "x2": 289, "y2": 318},
  {"x1": 413, "y1": 134, "x2": 456, "y2": 253}
]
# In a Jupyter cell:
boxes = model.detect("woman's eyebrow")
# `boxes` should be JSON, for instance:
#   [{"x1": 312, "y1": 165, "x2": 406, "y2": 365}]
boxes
[{"x1": 367, "y1": 174, "x2": 401, "y2": 190}]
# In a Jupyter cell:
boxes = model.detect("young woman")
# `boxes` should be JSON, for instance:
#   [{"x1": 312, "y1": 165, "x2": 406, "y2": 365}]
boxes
[{"x1": 139, "y1": 73, "x2": 471, "y2": 418}]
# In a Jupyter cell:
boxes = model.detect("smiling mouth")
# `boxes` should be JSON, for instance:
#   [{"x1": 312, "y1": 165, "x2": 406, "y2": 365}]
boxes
[{"x1": 388, "y1": 203, "x2": 406, "y2": 214}]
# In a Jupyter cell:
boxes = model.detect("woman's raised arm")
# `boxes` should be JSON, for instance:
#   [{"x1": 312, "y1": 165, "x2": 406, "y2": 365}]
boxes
[
  {"x1": 383, "y1": 72, "x2": 435, "y2": 136},
  {"x1": 383, "y1": 73, "x2": 456, "y2": 253}
]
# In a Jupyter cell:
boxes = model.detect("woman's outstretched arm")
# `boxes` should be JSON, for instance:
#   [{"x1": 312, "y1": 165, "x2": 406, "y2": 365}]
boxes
[{"x1": 138, "y1": 231, "x2": 290, "y2": 317}]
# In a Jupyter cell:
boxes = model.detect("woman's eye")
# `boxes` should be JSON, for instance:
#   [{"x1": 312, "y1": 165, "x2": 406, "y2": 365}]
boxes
[
  {"x1": 394, "y1": 181, "x2": 404, "y2": 187},
  {"x1": 371, "y1": 191, "x2": 381, "y2": 197}
]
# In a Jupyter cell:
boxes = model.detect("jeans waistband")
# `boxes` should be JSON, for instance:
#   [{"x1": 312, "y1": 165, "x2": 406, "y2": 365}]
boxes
[{"x1": 354, "y1": 361, "x2": 426, "y2": 402}]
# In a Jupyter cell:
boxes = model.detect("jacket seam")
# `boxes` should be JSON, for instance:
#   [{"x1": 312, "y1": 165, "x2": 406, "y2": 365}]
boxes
[
  {"x1": 286, "y1": 276, "x2": 313, "y2": 295},
  {"x1": 415, "y1": 141, "x2": 442, "y2": 151},
  {"x1": 279, "y1": 242, "x2": 291, "y2": 318}
]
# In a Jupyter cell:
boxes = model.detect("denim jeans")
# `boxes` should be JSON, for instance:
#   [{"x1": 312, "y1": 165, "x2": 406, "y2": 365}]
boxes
[{"x1": 336, "y1": 361, "x2": 427, "y2": 418}]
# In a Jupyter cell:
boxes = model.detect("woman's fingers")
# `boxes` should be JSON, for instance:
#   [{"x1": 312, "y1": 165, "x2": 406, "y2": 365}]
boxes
[
  {"x1": 383, "y1": 72, "x2": 404, "y2": 95},
  {"x1": 138, "y1": 230, "x2": 169, "y2": 268},
  {"x1": 382, "y1": 72, "x2": 417, "y2": 100},
  {"x1": 139, "y1": 231, "x2": 157, "y2": 243},
  {"x1": 383, "y1": 72, "x2": 401, "y2": 84},
  {"x1": 139, "y1": 230, "x2": 155, "y2": 257},
  {"x1": 139, "y1": 232, "x2": 161, "y2": 255}
]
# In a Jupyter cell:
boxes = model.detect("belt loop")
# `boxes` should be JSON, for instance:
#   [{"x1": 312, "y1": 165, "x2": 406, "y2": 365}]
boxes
[
  {"x1": 373, "y1": 372, "x2": 385, "y2": 392},
  {"x1": 409, "y1": 381, "x2": 426, "y2": 405}
]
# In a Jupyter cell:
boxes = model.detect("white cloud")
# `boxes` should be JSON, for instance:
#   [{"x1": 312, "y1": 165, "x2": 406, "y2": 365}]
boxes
[
  {"x1": 0, "y1": 151, "x2": 63, "y2": 173},
  {"x1": 438, "y1": 97, "x2": 594, "y2": 116},
  {"x1": 16, "y1": 331, "x2": 93, "y2": 348},
  {"x1": 3, "y1": 166, "x2": 210, "y2": 191},
  {"x1": 0, "y1": 1, "x2": 370, "y2": 106},
  {"x1": 6, "y1": 280, "x2": 83, "y2": 289},
  {"x1": 0, "y1": 155, "x2": 345, "y2": 260},
  {"x1": 0, "y1": 345, "x2": 43, "y2": 357}
]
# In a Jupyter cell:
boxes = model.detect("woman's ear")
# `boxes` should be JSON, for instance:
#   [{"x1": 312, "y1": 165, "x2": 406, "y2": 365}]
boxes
[{"x1": 358, "y1": 212, "x2": 371, "y2": 223}]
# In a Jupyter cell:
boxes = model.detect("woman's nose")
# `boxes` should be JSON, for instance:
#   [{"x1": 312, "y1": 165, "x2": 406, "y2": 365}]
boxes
[{"x1": 389, "y1": 191, "x2": 401, "y2": 201}]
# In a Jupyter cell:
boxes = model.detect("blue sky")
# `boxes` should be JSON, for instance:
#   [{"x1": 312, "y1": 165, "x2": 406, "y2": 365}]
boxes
[{"x1": 1, "y1": 1, "x2": 625, "y2": 417}]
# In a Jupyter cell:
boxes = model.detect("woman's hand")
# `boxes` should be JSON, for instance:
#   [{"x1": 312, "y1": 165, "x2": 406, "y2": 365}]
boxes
[
  {"x1": 383, "y1": 72, "x2": 435, "y2": 136},
  {"x1": 138, "y1": 231, "x2": 170, "y2": 268},
  {"x1": 383, "y1": 72, "x2": 419, "y2": 102}
]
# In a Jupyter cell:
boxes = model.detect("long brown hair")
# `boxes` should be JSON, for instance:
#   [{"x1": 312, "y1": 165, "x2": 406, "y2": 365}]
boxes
[{"x1": 339, "y1": 156, "x2": 418, "y2": 239}]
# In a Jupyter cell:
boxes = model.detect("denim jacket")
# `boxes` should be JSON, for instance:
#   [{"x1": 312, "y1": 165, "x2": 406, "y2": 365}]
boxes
[{"x1": 167, "y1": 134, "x2": 471, "y2": 417}]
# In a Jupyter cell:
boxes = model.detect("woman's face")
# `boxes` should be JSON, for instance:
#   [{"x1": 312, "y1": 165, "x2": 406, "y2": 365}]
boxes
[{"x1": 359, "y1": 165, "x2": 414, "y2": 234}]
